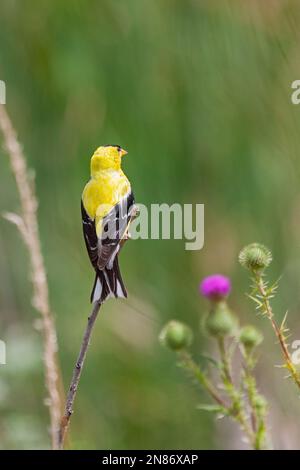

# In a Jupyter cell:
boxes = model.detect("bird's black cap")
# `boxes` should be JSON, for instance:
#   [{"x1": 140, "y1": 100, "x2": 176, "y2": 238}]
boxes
[{"x1": 104, "y1": 144, "x2": 121, "y2": 151}]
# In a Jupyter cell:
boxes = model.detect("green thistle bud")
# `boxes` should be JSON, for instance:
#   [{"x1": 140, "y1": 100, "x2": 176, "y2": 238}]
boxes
[
  {"x1": 239, "y1": 325, "x2": 263, "y2": 350},
  {"x1": 239, "y1": 243, "x2": 272, "y2": 272},
  {"x1": 159, "y1": 320, "x2": 193, "y2": 351},
  {"x1": 204, "y1": 301, "x2": 237, "y2": 338},
  {"x1": 253, "y1": 394, "x2": 267, "y2": 413}
]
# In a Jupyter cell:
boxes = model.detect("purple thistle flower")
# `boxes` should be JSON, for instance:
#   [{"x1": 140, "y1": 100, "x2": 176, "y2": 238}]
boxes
[{"x1": 200, "y1": 274, "x2": 231, "y2": 300}]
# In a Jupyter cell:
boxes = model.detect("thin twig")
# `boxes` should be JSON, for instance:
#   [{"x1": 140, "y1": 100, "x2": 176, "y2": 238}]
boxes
[
  {"x1": 0, "y1": 104, "x2": 63, "y2": 449},
  {"x1": 58, "y1": 301, "x2": 102, "y2": 449}
]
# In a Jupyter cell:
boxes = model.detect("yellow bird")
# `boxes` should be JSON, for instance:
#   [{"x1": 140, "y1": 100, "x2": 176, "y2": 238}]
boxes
[{"x1": 81, "y1": 145, "x2": 135, "y2": 303}]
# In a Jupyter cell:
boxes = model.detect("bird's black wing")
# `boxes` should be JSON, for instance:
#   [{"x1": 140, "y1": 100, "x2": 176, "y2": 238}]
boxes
[
  {"x1": 81, "y1": 200, "x2": 98, "y2": 270},
  {"x1": 97, "y1": 190, "x2": 135, "y2": 270},
  {"x1": 81, "y1": 191, "x2": 135, "y2": 272}
]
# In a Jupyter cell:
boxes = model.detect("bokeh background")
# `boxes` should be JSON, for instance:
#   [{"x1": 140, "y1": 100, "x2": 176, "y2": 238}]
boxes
[{"x1": 1, "y1": 0, "x2": 300, "y2": 449}]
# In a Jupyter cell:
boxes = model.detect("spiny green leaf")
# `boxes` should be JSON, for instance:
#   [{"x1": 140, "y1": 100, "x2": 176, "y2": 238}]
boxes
[
  {"x1": 247, "y1": 294, "x2": 263, "y2": 307},
  {"x1": 280, "y1": 311, "x2": 289, "y2": 330},
  {"x1": 197, "y1": 354, "x2": 220, "y2": 369},
  {"x1": 196, "y1": 404, "x2": 226, "y2": 414}
]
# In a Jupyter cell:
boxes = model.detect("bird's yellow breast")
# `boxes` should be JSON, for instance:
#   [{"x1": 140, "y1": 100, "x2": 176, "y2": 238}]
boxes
[{"x1": 82, "y1": 169, "x2": 131, "y2": 233}]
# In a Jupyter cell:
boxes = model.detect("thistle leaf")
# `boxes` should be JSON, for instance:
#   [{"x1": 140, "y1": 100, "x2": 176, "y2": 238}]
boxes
[
  {"x1": 197, "y1": 404, "x2": 226, "y2": 414},
  {"x1": 198, "y1": 354, "x2": 220, "y2": 369},
  {"x1": 247, "y1": 294, "x2": 263, "y2": 308}
]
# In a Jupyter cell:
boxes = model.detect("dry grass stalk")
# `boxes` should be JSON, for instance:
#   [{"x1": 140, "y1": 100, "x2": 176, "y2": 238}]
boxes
[{"x1": 0, "y1": 104, "x2": 63, "y2": 449}]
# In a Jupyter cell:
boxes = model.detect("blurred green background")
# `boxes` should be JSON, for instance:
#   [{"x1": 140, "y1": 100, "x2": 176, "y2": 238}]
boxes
[{"x1": 1, "y1": 0, "x2": 300, "y2": 449}]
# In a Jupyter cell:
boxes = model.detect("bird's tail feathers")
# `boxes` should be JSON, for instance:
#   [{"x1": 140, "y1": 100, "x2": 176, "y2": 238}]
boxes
[{"x1": 91, "y1": 257, "x2": 127, "y2": 303}]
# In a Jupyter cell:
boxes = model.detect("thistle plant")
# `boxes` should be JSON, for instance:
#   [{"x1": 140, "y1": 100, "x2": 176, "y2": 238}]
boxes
[
  {"x1": 239, "y1": 243, "x2": 300, "y2": 390},
  {"x1": 160, "y1": 274, "x2": 269, "y2": 450},
  {"x1": 239, "y1": 325, "x2": 267, "y2": 450}
]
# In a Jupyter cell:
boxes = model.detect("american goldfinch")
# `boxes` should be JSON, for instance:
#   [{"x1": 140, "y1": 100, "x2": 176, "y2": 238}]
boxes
[{"x1": 81, "y1": 145, "x2": 135, "y2": 303}]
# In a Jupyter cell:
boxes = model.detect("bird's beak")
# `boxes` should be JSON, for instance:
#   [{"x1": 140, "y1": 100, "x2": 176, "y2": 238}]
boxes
[{"x1": 120, "y1": 148, "x2": 128, "y2": 157}]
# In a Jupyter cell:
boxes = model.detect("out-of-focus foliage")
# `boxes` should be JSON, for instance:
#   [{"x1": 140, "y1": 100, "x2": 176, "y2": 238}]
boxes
[{"x1": 1, "y1": 0, "x2": 300, "y2": 449}]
